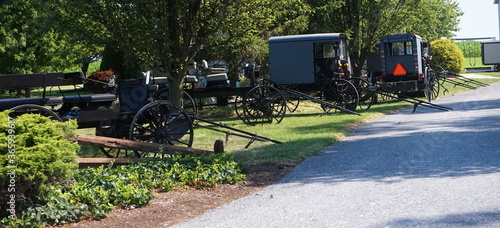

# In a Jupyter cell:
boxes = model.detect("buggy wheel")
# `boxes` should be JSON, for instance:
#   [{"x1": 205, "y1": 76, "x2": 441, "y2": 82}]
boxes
[
  {"x1": 152, "y1": 88, "x2": 198, "y2": 116},
  {"x1": 261, "y1": 79, "x2": 300, "y2": 113},
  {"x1": 282, "y1": 87, "x2": 301, "y2": 113},
  {"x1": 350, "y1": 77, "x2": 375, "y2": 110},
  {"x1": 321, "y1": 79, "x2": 359, "y2": 113},
  {"x1": 96, "y1": 119, "x2": 136, "y2": 158},
  {"x1": 129, "y1": 101, "x2": 194, "y2": 158},
  {"x1": 98, "y1": 145, "x2": 136, "y2": 158},
  {"x1": 9, "y1": 104, "x2": 62, "y2": 121},
  {"x1": 425, "y1": 67, "x2": 440, "y2": 102},
  {"x1": 234, "y1": 95, "x2": 248, "y2": 122},
  {"x1": 242, "y1": 85, "x2": 287, "y2": 124}
]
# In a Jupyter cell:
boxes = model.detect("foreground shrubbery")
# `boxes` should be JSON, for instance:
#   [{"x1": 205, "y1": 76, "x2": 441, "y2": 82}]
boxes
[
  {"x1": 0, "y1": 112, "x2": 79, "y2": 220},
  {"x1": 0, "y1": 112, "x2": 245, "y2": 227}
]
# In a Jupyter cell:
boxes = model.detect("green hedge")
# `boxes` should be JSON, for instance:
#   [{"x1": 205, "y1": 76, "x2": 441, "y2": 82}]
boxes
[
  {"x1": 0, "y1": 112, "x2": 79, "y2": 219},
  {"x1": 431, "y1": 39, "x2": 465, "y2": 73}
]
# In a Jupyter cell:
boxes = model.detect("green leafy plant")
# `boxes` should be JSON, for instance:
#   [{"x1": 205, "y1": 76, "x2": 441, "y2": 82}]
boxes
[{"x1": 19, "y1": 196, "x2": 88, "y2": 225}]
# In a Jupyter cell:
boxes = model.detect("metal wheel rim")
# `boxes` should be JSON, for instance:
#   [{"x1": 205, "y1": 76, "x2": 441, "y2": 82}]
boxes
[
  {"x1": 234, "y1": 95, "x2": 249, "y2": 122},
  {"x1": 322, "y1": 79, "x2": 359, "y2": 113},
  {"x1": 261, "y1": 79, "x2": 299, "y2": 113},
  {"x1": 96, "y1": 120, "x2": 136, "y2": 158},
  {"x1": 129, "y1": 101, "x2": 194, "y2": 157},
  {"x1": 9, "y1": 104, "x2": 62, "y2": 121},
  {"x1": 425, "y1": 68, "x2": 440, "y2": 102},
  {"x1": 242, "y1": 85, "x2": 287, "y2": 124},
  {"x1": 350, "y1": 77, "x2": 375, "y2": 110}
]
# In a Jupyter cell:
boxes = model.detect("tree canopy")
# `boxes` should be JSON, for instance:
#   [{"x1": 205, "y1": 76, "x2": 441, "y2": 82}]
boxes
[
  {"x1": 307, "y1": 0, "x2": 462, "y2": 77},
  {"x1": 407, "y1": 0, "x2": 462, "y2": 40},
  {"x1": 0, "y1": 0, "x2": 83, "y2": 74},
  {"x1": 197, "y1": 0, "x2": 310, "y2": 85}
]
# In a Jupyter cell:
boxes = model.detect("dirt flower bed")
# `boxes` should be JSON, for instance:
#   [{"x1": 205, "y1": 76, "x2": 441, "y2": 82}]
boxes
[{"x1": 63, "y1": 164, "x2": 294, "y2": 227}]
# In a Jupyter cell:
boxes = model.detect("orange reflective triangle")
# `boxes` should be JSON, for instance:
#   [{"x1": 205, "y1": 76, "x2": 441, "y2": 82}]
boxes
[{"x1": 393, "y1": 63, "x2": 407, "y2": 76}]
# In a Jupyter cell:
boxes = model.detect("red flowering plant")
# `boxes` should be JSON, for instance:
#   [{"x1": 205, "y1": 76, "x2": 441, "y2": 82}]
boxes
[{"x1": 84, "y1": 70, "x2": 119, "y2": 94}]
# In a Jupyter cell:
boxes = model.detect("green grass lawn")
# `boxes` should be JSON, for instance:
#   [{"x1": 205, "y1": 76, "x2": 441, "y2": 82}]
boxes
[
  {"x1": 471, "y1": 72, "x2": 500, "y2": 77},
  {"x1": 464, "y1": 57, "x2": 487, "y2": 68}
]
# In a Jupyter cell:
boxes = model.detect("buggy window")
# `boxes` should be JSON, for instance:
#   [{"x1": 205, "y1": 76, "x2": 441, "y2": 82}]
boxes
[
  {"x1": 315, "y1": 43, "x2": 336, "y2": 58},
  {"x1": 387, "y1": 41, "x2": 413, "y2": 56}
]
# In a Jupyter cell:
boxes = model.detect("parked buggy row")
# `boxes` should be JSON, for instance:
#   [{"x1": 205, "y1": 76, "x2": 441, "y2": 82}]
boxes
[{"x1": 1, "y1": 33, "x2": 489, "y2": 158}]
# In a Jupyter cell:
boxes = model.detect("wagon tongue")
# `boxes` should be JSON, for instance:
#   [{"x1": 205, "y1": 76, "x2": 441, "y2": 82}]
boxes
[{"x1": 284, "y1": 88, "x2": 361, "y2": 116}]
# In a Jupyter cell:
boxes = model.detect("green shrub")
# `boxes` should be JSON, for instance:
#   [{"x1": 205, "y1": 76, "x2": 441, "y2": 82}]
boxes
[
  {"x1": 0, "y1": 112, "x2": 79, "y2": 219},
  {"x1": 430, "y1": 39, "x2": 465, "y2": 73}
]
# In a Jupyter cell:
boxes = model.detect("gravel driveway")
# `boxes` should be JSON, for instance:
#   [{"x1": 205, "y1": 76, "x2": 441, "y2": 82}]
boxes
[{"x1": 172, "y1": 82, "x2": 500, "y2": 228}]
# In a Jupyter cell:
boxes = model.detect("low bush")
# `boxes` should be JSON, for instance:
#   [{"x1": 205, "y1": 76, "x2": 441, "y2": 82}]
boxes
[
  {"x1": 431, "y1": 39, "x2": 465, "y2": 73},
  {"x1": 0, "y1": 112, "x2": 79, "y2": 219}
]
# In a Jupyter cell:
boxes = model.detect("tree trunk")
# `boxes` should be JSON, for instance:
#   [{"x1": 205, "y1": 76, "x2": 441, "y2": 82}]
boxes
[
  {"x1": 169, "y1": 72, "x2": 185, "y2": 108},
  {"x1": 351, "y1": 61, "x2": 363, "y2": 78},
  {"x1": 228, "y1": 64, "x2": 240, "y2": 87},
  {"x1": 81, "y1": 62, "x2": 90, "y2": 76}
]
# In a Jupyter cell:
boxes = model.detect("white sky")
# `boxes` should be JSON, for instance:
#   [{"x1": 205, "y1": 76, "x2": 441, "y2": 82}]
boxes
[{"x1": 453, "y1": 0, "x2": 499, "y2": 39}]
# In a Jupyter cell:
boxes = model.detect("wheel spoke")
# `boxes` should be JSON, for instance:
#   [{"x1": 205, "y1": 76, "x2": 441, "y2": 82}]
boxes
[{"x1": 129, "y1": 101, "x2": 193, "y2": 157}]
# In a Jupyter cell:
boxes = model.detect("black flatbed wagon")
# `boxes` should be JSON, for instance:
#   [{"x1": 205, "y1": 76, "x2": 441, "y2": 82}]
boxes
[{"x1": 1, "y1": 72, "x2": 195, "y2": 158}]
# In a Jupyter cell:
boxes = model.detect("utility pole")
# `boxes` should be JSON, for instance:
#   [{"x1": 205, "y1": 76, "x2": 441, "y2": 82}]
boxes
[{"x1": 496, "y1": 0, "x2": 500, "y2": 40}]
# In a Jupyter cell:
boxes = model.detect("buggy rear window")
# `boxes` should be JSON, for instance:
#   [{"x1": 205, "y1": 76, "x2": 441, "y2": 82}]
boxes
[{"x1": 386, "y1": 41, "x2": 413, "y2": 56}]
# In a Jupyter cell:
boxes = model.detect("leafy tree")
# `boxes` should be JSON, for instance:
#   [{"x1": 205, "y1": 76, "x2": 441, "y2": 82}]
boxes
[
  {"x1": 0, "y1": 0, "x2": 85, "y2": 74},
  {"x1": 42, "y1": 0, "x2": 107, "y2": 76},
  {"x1": 406, "y1": 0, "x2": 462, "y2": 41},
  {"x1": 307, "y1": 0, "x2": 421, "y2": 77},
  {"x1": 307, "y1": 0, "x2": 462, "y2": 78}
]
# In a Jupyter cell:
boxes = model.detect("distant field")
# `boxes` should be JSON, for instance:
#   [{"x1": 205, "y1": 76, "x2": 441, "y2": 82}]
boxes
[{"x1": 464, "y1": 57, "x2": 486, "y2": 68}]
